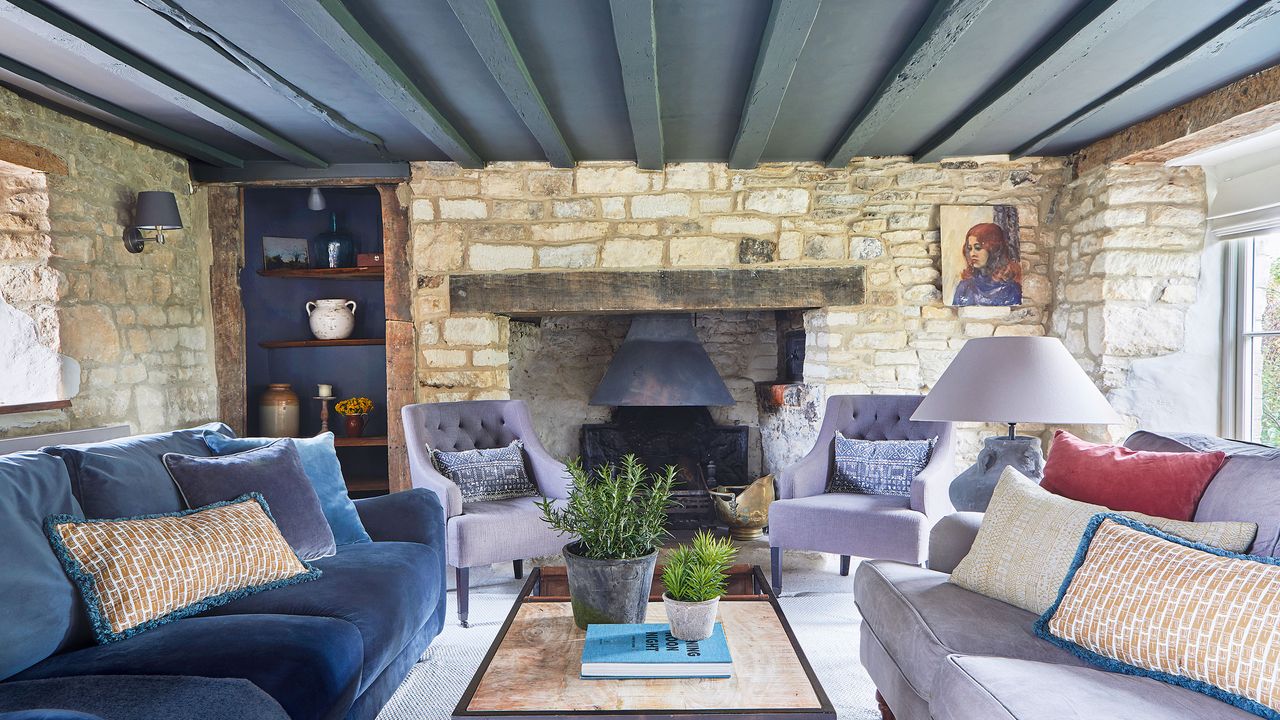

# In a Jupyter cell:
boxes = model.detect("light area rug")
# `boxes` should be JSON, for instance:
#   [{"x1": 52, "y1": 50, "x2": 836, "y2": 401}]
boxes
[{"x1": 378, "y1": 548, "x2": 879, "y2": 719}]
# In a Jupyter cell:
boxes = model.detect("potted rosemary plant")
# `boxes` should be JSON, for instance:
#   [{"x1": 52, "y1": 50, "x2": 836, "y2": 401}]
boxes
[
  {"x1": 537, "y1": 455, "x2": 676, "y2": 629},
  {"x1": 661, "y1": 530, "x2": 738, "y2": 641}
]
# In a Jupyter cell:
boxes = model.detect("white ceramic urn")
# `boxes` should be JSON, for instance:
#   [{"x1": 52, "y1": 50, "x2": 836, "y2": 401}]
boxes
[{"x1": 306, "y1": 299, "x2": 357, "y2": 340}]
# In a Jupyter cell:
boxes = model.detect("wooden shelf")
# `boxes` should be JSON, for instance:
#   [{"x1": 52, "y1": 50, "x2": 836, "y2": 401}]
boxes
[
  {"x1": 258, "y1": 267, "x2": 383, "y2": 279},
  {"x1": 346, "y1": 475, "x2": 389, "y2": 494},
  {"x1": 259, "y1": 338, "x2": 385, "y2": 349},
  {"x1": 0, "y1": 399, "x2": 71, "y2": 415},
  {"x1": 334, "y1": 436, "x2": 387, "y2": 447}
]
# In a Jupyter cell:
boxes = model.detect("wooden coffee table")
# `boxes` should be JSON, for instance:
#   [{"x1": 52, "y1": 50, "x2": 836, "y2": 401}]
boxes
[{"x1": 452, "y1": 565, "x2": 835, "y2": 720}]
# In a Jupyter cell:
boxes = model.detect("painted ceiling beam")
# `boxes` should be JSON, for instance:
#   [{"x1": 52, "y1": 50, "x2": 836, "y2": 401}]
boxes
[
  {"x1": 1, "y1": 0, "x2": 326, "y2": 168},
  {"x1": 825, "y1": 0, "x2": 993, "y2": 168},
  {"x1": 133, "y1": 0, "x2": 387, "y2": 154},
  {"x1": 278, "y1": 0, "x2": 483, "y2": 169},
  {"x1": 608, "y1": 0, "x2": 663, "y2": 170},
  {"x1": 1014, "y1": 0, "x2": 1273, "y2": 158},
  {"x1": 446, "y1": 0, "x2": 574, "y2": 168},
  {"x1": 0, "y1": 53, "x2": 244, "y2": 168},
  {"x1": 912, "y1": 0, "x2": 1155, "y2": 163},
  {"x1": 729, "y1": 0, "x2": 822, "y2": 169}
]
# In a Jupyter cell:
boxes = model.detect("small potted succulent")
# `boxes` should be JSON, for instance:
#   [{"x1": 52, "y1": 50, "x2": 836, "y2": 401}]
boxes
[
  {"x1": 334, "y1": 396, "x2": 373, "y2": 438},
  {"x1": 661, "y1": 530, "x2": 738, "y2": 641},
  {"x1": 538, "y1": 455, "x2": 676, "y2": 629}
]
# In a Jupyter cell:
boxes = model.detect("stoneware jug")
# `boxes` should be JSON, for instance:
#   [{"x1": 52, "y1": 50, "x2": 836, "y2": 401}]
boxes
[
  {"x1": 306, "y1": 299, "x2": 356, "y2": 340},
  {"x1": 259, "y1": 383, "x2": 300, "y2": 437}
]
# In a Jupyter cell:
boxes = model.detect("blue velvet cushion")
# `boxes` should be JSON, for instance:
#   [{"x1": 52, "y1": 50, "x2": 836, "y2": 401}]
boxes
[
  {"x1": 204, "y1": 432, "x2": 371, "y2": 546},
  {"x1": 163, "y1": 440, "x2": 336, "y2": 560},
  {"x1": 12, "y1": 614, "x2": 363, "y2": 720},
  {"x1": 828, "y1": 433, "x2": 936, "y2": 496},
  {"x1": 0, "y1": 675, "x2": 288, "y2": 720},
  {"x1": 202, "y1": 541, "x2": 442, "y2": 696},
  {"x1": 44, "y1": 423, "x2": 232, "y2": 519},
  {"x1": 0, "y1": 452, "x2": 90, "y2": 681}
]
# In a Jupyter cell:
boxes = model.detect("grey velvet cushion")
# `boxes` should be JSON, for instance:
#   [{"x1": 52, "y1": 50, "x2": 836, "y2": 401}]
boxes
[
  {"x1": 431, "y1": 440, "x2": 538, "y2": 503},
  {"x1": 829, "y1": 434, "x2": 935, "y2": 496},
  {"x1": 853, "y1": 560, "x2": 1087, "y2": 703},
  {"x1": 163, "y1": 439, "x2": 336, "y2": 561},
  {"x1": 932, "y1": 655, "x2": 1257, "y2": 720}
]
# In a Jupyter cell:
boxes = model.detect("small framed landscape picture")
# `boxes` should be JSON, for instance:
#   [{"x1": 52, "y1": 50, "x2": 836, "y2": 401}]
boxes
[
  {"x1": 940, "y1": 205, "x2": 1022, "y2": 307},
  {"x1": 263, "y1": 236, "x2": 309, "y2": 270}
]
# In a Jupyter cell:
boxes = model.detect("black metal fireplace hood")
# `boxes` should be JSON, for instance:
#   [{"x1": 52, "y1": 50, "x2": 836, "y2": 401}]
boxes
[{"x1": 590, "y1": 314, "x2": 734, "y2": 407}]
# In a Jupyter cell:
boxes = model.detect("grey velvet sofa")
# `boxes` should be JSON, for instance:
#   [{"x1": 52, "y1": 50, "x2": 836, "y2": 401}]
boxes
[{"x1": 856, "y1": 430, "x2": 1280, "y2": 720}]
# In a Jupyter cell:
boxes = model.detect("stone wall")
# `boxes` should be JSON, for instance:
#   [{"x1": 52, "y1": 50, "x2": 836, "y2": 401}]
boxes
[
  {"x1": 408, "y1": 158, "x2": 1071, "y2": 464},
  {"x1": 0, "y1": 85, "x2": 217, "y2": 438},
  {"x1": 1050, "y1": 163, "x2": 1212, "y2": 441}
]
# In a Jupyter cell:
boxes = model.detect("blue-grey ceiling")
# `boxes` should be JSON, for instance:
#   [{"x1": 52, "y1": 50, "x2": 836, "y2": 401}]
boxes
[{"x1": 0, "y1": 0, "x2": 1277, "y2": 180}]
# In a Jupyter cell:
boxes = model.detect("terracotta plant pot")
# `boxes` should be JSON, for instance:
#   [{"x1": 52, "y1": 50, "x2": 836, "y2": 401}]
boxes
[
  {"x1": 343, "y1": 414, "x2": 367, "y2": 438},
  {"x1": 662, "y1": 593, "x2": 719, "y2": 641}
]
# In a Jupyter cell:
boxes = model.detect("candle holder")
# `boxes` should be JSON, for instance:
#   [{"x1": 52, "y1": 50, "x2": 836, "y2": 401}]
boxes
[{"x1": 314, "y1": 396, "x2": 335, "y2": 433}]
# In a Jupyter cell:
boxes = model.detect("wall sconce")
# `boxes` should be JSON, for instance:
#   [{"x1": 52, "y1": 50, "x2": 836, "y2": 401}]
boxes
[{"x1": 123, "y1": 191, "x2": 183, "y2": 254}]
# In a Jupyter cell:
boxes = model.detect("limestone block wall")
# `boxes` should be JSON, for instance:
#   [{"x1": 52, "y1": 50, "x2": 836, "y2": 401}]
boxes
[
  {"x1": 0, "y1": 86, "x2": 217, "y2": 438},
  {"x1": 1050, "y1": 163, "x2": 1210, "y2": 441},
  {"x1": 407, "y1": 158, "x2": 1071, "y2": 463}
]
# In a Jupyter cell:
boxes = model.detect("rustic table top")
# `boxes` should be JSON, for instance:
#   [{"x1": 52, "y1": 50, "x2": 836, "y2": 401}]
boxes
[{"x1": 452, "y1": 565, "x2": 835, "y2": 720}]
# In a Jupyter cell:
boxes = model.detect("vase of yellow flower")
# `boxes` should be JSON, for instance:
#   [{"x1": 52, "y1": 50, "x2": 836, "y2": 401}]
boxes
[{"x1": 335, "y1": 396, "x2": 373, "y2": 438}]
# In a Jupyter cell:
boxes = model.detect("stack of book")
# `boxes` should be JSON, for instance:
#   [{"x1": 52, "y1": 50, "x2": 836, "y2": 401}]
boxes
[{"x1": 580, "y1": 623, "x2": 733, "y2": 679}]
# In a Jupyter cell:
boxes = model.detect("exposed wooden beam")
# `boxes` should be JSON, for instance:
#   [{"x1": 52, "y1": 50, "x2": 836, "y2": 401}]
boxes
[
  {"x1": 0, "y1": 54, "x2": 244, "y2": 168},
  {"x1": 0, "y1": 134, "x2": 67, "y2": 174},
  {"x1": 208, "y1": 185, "x2": 247, "y2": 436},
  {"x1": 133, "y1": 0, "x2": 386, "y2": 153},
  {"x1": 1015, "y1": 0, "x2": 1273, "y2": 158},
  {"x1": 912, "y1": 0, "x2": 1154, "y2": 163},
  {"x1": 278, "y1": 0, "x2": 483, "y2": 168},
  {"x1": 2, "y1": 0, "x2": 325, "y2": 167},
  {"x1": 446, "y1": 0, "x2": 574, "y2": 168},
  {"x1": 190, "y1": 161, "x2": 408, "y2": 185},
  {"x1": 825, "y1": 0, "x2": 993, "y2": 167},
  {"x1": 449, "y1": 267, "x2": 865, "y2": 316},
  {"x1": 608, "y1": 0, "x2": 663, "y2": 170},
  {"x1": 729, "y1": 0, "x2": 821, "y2": 169}
]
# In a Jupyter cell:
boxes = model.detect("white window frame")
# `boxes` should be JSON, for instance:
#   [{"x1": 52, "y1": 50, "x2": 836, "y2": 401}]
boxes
[{"x1": 1230, "y1": 233, "x2": 1280, "y2": 442}]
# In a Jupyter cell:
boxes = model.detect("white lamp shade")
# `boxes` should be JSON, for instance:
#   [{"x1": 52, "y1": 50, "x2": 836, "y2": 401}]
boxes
[{"x1": 911, "y1": 336, "x2": 1122, "y2": 425}]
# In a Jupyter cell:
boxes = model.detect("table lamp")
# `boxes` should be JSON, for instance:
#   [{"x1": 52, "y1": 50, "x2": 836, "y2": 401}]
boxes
[{"x1": 911, "y1": 336, "x2": 1121, "y2": 511}]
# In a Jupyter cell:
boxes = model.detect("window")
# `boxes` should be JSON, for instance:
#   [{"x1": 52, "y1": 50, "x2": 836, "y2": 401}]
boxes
[{"x1": 1236, "y1": 233, "x2": 1280, "y2": 443}]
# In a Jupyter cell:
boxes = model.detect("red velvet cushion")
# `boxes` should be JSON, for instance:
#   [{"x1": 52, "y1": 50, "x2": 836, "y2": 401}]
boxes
[{"x1": 1040, "y1": 430, "x2": 1226, "y2": 521}]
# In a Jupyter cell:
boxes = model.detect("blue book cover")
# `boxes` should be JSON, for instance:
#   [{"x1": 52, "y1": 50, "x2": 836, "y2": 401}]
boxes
[{"x1": 580, "y1": 623, "x2": 732, "y2": 679}]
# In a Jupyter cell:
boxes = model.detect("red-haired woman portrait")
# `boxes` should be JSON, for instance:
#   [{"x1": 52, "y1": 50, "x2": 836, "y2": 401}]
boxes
[{"x1": 952, "y1": 222, "x2": 1021, "y2": 306}]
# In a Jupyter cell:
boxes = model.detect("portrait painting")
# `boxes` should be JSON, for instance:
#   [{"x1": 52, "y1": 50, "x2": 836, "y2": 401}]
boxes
[
  {"x1": 940, "y1": 205, "x2": 1022, "y2": 307},
  {"x1": 262, "y1": 236, "x2": 309, "y2": 271}
]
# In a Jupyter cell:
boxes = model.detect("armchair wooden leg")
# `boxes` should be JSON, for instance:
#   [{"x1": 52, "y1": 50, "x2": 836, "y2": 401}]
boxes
[
  {"x1": 770, "y1": 547, "x2": 782, "y2": 594},
  {"x1": 455, "y1": 567, "x2": 470, "y2": 628},
  {"x1": 840, "y1": 555, "x2": 851, "y2": 576},
  {"x1": 514, "y1": 559, "x2": 524, "y2": 579},
  {"x1": 875, "y1": 691, "x2": 895, "y2": 720}
]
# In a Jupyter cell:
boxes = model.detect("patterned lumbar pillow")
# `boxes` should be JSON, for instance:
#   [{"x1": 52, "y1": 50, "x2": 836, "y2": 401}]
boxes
[
  {"x1": 45, "y1": 493, "x2": 319, "y2": 644},
  {"x1": 950, "y1": 467, "x2": 1257, "y2": 615},
  {"x1": 431, "y1": 440, "x2": 539, "y2": 503},
  {"x1": 827, "y1": 433, "x2": 936, "y2": 496},
  {"x1": 1038, "y1": 514, "x2": 1280, "y2": 718}
]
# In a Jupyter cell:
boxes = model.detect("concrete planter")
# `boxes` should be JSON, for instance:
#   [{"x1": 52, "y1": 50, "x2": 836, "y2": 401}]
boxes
[
  {"x1": 563, "y1": 543, "x2": 657, "y2": 630},
  {"x1": 662, "y1": 594, "x2": 719, "y2": 641}
]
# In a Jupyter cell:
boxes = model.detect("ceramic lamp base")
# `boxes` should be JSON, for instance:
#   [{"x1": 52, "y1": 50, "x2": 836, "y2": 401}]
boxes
[{"x1": 949, "y1": 435, "x2": 1046, "y2": 512}]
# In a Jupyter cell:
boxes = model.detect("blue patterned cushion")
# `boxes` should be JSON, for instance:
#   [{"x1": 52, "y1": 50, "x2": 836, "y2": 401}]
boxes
[
  {"x1": 827, "y1": 434, "x2": 936, "y2": 496},
  {"x1": 430, "y1": 440, "x2": 539, "y2": 503}
]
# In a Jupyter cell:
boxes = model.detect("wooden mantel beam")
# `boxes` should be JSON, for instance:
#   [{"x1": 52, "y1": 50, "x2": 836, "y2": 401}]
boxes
[{"x1": 448, "y1": 267, "x2": 865, "y2": 317}]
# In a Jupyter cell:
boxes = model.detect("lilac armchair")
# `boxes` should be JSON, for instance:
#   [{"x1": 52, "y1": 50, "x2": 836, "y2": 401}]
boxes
[
  {"x1": 403, "y1": 400, "x2": 571, "y2": 626},
  {"x1": 768, "y1": 394, "x2": 955, "y2": 593}
]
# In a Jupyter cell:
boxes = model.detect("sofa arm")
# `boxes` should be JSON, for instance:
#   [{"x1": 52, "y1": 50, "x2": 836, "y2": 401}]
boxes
[
  {"x1": 354, "y1": 489, "x2": 446, "y2": 548},
  {"x1": 927, "y1": 512, "x2": 984, "y2": 573}
]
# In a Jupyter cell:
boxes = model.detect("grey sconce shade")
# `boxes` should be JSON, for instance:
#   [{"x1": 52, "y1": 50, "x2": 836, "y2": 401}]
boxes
[
  {"x1": 911, "y1": 336, "x2": 1122, "y2": 428},
  {"x1": 123, "y1": 191, "x2": 183, "y2": 253}
]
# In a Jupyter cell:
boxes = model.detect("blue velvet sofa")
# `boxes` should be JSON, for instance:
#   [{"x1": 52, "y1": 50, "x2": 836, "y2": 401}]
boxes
[{"x1": 0, "y1": 423, "x2": 447, "y2": 720}]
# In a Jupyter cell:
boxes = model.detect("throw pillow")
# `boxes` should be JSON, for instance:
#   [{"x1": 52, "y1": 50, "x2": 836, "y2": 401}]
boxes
[
  {"x1": 1038, "y1": 514, "x2": 1280, "y2": 719},
  {"x1": 827, "y1": 434, "x2": 936, "y2": 496},
  {"x1": 203, "y1": 431, "x2": 371, "y2": 546},
  {"x1": 950, "y1": 467, "x2": 1256, "y2": 615},
  {"x1": 1040, "y1": 429, "x2": 1226, "y2": 521},
  {"x1": 45, "y1": 493, "x2": 319, "y2": 645},
  {"x1": 163, "y1": 439, "x2": 336, "y2": 560},
  {"x1": 431, "y1": 440, "x2": 539, "y2": 503}
]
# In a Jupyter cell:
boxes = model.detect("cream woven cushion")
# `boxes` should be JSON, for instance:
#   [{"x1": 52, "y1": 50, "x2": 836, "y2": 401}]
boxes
[
  {"x1": 950, "y1": 467, "x2": 1256, "y2": 614},
  {"x1": 1039, "y1": 515, "x2": 1280, "y2": 717}
]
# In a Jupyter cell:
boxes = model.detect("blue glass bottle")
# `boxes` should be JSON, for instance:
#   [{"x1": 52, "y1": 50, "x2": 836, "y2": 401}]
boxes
[{"x1": 311, "y1": 212, "x2": 357, "y2": 268}]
